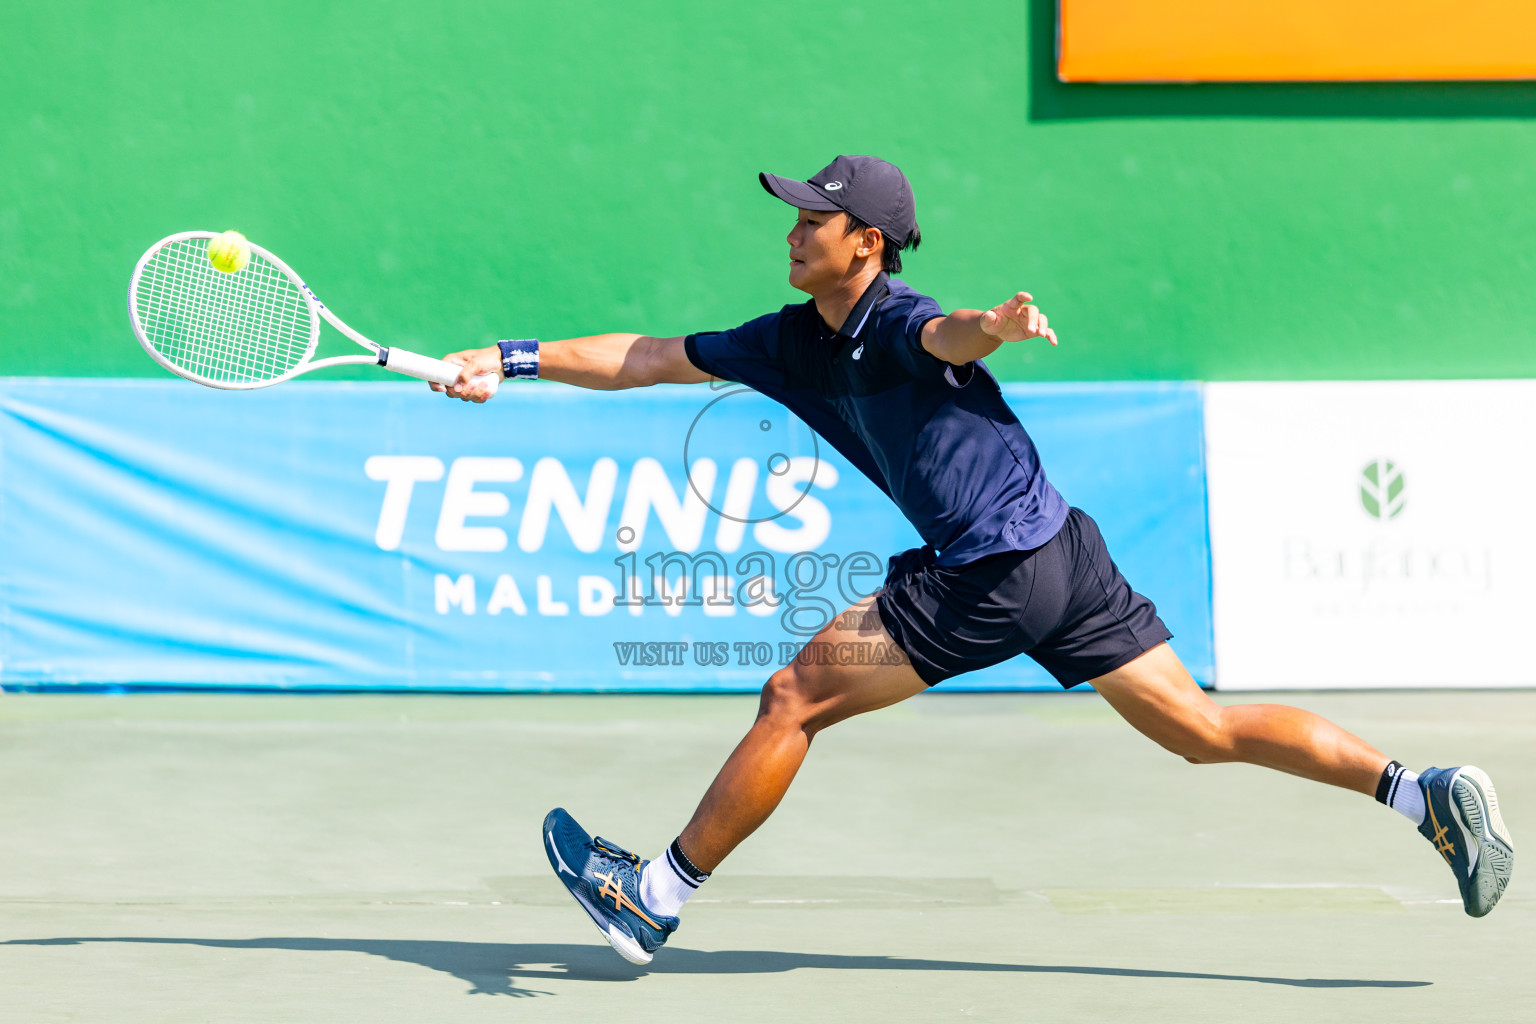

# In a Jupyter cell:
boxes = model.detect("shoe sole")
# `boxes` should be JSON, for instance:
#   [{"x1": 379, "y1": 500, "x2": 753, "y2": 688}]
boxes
[
  {"x1": 544, "y1": 826, "x2": 654, "y2": 965},
  {"x1": 1450, "y1": 766, "x2": 1514, "y2": 918}
]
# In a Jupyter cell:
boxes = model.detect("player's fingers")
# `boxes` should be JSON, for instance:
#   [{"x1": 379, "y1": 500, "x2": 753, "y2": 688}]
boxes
[
  {"x1": 1025, "y1": 306, "x2": 1039, "y2": 333},
  {"x1": 1037, "y1": 313, "x2": 1049, "y2": 335},
  {"x1": 1045, "y1": 327, "x2": 1059, "y2": 346},
  {"x1": 980, "y1": 309, "x2": 1000, "y2": 334},
  {"x1": 436, "y1": 352, "x2": 471, "y2": 395}
]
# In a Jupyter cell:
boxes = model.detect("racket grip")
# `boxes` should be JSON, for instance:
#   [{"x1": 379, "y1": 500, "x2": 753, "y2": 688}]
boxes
[{"x1": 383, "y1": 347, "x2": 501, "y2": 397}]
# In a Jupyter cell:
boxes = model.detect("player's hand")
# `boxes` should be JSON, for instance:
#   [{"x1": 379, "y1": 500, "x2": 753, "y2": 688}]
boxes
[
  {"x1": 979, "y1": 292, "x2": 1058, "y2": 347},
  {"x1": 434, "y1": 346, "x2": 502, "y2": 403}
]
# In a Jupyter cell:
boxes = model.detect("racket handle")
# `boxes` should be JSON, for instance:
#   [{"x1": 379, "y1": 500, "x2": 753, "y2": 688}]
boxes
[{"x1": 382, "y1": 347, "x2": 501, "y2": 397}]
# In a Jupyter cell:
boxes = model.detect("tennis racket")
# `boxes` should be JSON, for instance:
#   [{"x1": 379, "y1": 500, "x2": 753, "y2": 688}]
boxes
[{"x1": 128, "y1": 230, "x2": 498, "y2": 395}]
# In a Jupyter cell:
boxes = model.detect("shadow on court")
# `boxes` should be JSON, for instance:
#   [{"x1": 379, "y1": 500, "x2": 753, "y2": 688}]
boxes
[{"x1": 1, "y1": 937, "x2": 1430, "y2": 997}]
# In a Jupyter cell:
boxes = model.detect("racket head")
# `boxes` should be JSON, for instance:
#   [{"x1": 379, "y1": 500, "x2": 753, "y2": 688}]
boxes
[{"x1": 128, "y1": 231, "x2": 322, "y2": 389}]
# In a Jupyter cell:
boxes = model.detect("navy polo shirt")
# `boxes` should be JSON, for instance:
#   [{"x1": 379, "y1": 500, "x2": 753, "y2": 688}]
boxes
[{"x1": 684, "y1": 272, "x2": 1067, "y2": 566}]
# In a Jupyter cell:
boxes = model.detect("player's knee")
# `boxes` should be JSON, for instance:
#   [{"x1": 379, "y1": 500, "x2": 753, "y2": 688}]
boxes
[
  {"x1": 1164, "y1": 708, "x2": 1238, "y2": 765},
  {"x1": 1172, "y1": 739, "x2": 1231, "y2": 765},
  {"x1": 757, "y1": 665, "x2": 818, "y2": 731}
]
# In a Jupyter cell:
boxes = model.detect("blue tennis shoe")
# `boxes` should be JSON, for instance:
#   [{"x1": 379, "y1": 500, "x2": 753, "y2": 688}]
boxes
[
  {"x1": 542, "y1": 807, "x2": 679, "y2": 964},
  {"x1": 1417, "y1": 766, "x2": 1514, "y2": 917}
]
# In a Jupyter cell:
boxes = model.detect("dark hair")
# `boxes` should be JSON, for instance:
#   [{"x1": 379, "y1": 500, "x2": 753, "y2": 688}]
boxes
[{"x1": 843, "y1": 213, "x2": 921, "y2": 274}]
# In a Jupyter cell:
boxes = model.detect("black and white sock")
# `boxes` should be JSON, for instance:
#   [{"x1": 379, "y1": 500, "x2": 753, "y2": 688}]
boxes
[
  {"x1": 1375, "y1": 760, "x2": 1425, "y2": 825},
  {"x1": 639, "y1": 838, "x2": 710, "y2": 918}
]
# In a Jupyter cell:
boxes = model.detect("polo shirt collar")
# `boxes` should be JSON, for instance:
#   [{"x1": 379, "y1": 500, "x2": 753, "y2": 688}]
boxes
[{"x1": 836, "y1": 271, "x2": 890, "y2": 340}]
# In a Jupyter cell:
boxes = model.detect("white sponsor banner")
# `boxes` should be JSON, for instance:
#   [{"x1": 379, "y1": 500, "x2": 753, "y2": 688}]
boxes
[{"x1": 1206, "y1": 381, "x2": 1536, "y2": 689}]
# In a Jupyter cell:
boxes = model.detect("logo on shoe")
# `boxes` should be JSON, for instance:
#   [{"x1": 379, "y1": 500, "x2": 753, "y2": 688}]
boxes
[
  {"x1": 593, "y1": 869, "x2": 661, "y2": 928},
  {"x1": 1426, "y1": 804, "x2": 1457, "y2": 865},
  {"x1": 547, "y1": 830, "x2": 575, "y2": 876}
]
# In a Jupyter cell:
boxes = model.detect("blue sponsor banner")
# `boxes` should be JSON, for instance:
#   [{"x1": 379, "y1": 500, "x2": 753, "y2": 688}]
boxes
[{"x1": 0, "y1": 379, "x2": 1210, "y2": 691}]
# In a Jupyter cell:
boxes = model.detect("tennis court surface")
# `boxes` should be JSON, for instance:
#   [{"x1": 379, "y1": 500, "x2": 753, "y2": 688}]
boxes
[{"x1": 2, "y1": 689, "x2": 1528, "y2": 1022}]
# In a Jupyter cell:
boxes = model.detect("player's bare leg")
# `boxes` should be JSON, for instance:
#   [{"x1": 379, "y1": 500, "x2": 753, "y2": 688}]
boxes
[
  {"x1": 1091, "y1": 642, "x2": 1387, "y2": 793},
  {"x1": 677, "y1": 593, "x2": 927, "y2": 872},
  {"x1": 540, "y1": 594, "x2": 924, "y2": 962},
  {"x1": 1093, "y1": 642, "x2": 1513, "y2": 915}
]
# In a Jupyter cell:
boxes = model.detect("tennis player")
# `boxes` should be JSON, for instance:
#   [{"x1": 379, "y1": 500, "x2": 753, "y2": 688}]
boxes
[{"x1": 435, "y1": 155, "x2": 1513, "y2": 965}]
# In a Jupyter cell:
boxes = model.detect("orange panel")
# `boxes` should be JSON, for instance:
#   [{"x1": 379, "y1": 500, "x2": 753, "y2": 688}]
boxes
[{"x1": 1058, "y1": 0, "x2": 1536, "y2": 82}]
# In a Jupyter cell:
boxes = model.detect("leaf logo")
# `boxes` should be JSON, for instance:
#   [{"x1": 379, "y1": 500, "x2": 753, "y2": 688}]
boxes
[{"x1": 1359, "y1": 459, "x2": 1406, "y2": 520}]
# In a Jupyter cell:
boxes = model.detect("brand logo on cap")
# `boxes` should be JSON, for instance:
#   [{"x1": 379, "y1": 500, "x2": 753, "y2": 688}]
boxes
[{"x1": 823, "y1": 181, "x2": 843, "y2": 191}]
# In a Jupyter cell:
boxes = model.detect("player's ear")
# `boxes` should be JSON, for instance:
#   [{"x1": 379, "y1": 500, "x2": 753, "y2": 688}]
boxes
[{"x1": 858, "y1": 227, "x2": 883, "y2": 259}]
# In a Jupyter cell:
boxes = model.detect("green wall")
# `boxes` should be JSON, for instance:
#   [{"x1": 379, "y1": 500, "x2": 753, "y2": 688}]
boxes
[{"x1": 4, "y1": 0, "x2": 1535, "y2": 382}]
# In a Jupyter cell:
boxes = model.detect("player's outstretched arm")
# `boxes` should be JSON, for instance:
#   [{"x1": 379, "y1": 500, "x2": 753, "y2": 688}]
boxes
[
  {"x1": 920, "y1": 291, "x2": 1059, "y2": 366},
  {"x1": 433, "y1": 334, "x2": 711, "y2": 402}
]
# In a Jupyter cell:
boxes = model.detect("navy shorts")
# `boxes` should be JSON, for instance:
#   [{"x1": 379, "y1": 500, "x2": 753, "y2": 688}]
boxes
[{"x1": 873, "y1": 507, "x2": 1172, "y2": 688}]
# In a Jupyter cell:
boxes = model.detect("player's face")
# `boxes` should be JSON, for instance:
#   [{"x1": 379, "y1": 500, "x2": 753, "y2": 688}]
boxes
[{"x1": 786, "y1": 209, "x2": 862, "y2": 294}]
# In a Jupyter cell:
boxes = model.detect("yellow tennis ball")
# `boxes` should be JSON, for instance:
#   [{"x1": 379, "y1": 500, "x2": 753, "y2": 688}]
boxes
[{"x1": 207, "y1": 230, "x2": 250, "y2": 274}]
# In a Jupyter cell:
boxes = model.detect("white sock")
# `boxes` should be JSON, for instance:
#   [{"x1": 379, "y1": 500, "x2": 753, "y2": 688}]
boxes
[
  {"x1": 639, "y1": 840, "x2": 709, "y2": 918},
  {"x1": 1378, "y1": 761, "x2": 1425, "y2": 825}
]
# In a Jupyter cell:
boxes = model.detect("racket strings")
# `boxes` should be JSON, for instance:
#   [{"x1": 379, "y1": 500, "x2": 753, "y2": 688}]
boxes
[{"x1": 133, "y1": 239, "x2": 315, "y2": 385}]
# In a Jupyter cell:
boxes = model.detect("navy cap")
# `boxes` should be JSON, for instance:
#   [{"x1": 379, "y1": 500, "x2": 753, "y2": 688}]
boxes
[{"x1": 760, "y1": 155, "x2": 919, "y2": 250}]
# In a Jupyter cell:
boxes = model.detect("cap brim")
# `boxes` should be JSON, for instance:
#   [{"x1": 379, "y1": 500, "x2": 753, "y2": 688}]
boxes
[{"x1": 759, "y1": 172, "x2": 843, "y2": 212}]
